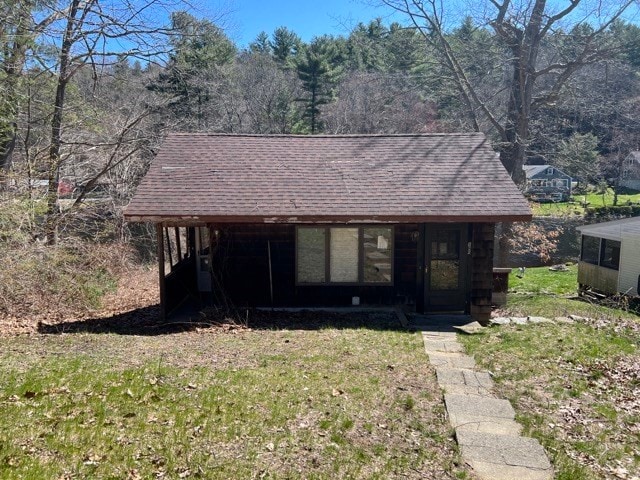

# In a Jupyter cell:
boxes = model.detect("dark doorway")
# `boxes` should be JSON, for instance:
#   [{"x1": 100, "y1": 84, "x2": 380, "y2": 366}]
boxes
[{"x1": 423, "y1": 224, "x2": 469, "y2": 312}]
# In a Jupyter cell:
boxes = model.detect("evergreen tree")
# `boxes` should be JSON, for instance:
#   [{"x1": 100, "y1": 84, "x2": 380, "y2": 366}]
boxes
[
  {"x1": 270, "y1": 27, "x2": 301, "y2": 66},
  {"x1": 148, "y1": 11, "x2": 236, "y2": 130},
  {"x1": 249, "y1": 31, "x2": 270, "y2": 54},
  {"x1": 295, "y1": 36, "x2": 342, "y2": 134}
]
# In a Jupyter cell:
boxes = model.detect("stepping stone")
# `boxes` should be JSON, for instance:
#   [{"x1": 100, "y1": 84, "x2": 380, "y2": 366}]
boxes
[
  {"x1": 469, "y1": 461, "x2": 553, "y2": 480},
  {"x1": 528, "y1": 316, "x2": 553, "y2": 324},
  {"x1": 453, "y1": 321, "x2": 487, "y2": 334},
  {"x1": 442, "y1": 383, "x2": 495, "y2": 397},
  {"x1": 456, "y1": 430, "x2": 552, "y2": 471},
  {"x1": 555, "y1": 316, "x2": 575, "y2": 324},
  {"x1": 449, "y1": 413, "x2": 522, "y2": 435},
  {"x1": 445, "y1": 394, "x2": 515, "y2": 419},
  {"x1": 422, "y1": 330, "x2": 457, "y2": 340},
  {"x1": 436, "y1": 367, "x2": 493, "y2": 389},
  {"x1": 428, "y1": 352, "x2": 476, "y2": 369},
  {"x1": 490, "y1": 317, "x2": 511, "y2": 325},
  {"x1": 423, "y1": 340, "x2": 464, "y2": 354},
  {"x1": 512, "y1": 317, "x2": 529, "y2": 325}
]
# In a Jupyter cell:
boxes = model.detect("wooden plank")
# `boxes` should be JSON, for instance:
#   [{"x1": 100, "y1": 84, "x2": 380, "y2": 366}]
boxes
[{"x1": 156, "y1": 224, "x2": 166, "y2": 321}]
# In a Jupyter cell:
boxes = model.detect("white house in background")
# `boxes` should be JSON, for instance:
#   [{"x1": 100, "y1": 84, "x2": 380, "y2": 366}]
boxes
[
  {"x1": 576, "y1": 217, "x2": 640, "y2": 296},
  {"x1": 621, "y1": 152, "x2": 640, "y2": 190},
  {"x1": 523, "y1": 165, "x2": 572, "y2": 202}
]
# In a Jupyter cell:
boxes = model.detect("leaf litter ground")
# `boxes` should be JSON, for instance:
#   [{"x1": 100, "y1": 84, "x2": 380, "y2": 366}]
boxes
[{"x1": 0, "y1": 268, "x2": 472, "y2": 479}]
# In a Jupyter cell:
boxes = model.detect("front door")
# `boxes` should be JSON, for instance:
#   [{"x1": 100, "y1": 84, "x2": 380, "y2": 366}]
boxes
[{"x1": 424, "y1": 224, "x2": 469, "y2": 312}]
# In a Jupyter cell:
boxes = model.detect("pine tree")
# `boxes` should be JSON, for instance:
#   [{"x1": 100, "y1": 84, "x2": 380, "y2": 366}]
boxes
[{"x1": 295, "y1": 36, "x2": 342, "y2": 134}]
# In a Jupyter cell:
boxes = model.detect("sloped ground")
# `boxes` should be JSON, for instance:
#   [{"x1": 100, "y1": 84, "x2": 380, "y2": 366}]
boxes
[
  {"x1": 0, "y1": 267, "x2": 474, "y2": 479},
  {"x1": 0, "y1": 265, "x2": 159, "y2": 337}
]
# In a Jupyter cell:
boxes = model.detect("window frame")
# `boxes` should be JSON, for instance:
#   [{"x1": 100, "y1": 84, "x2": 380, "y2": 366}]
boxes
[
  {"x1": 295, "y1": 225, "x2": 395, "y2": 286},
  {"x1": 580, "y1": 235, "x2": 601, "y2": 266},
  {"x1": 580, "y1": 235, "x2": 621, "y2": 271},
  {"x1": 600, "y1": 238, "x2": 621, "y2": 271}
]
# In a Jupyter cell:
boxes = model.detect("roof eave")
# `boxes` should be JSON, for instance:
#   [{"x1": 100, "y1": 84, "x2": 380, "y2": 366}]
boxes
[{"x1": 123, "y1": 213, "x2": 533, "y2": 224}]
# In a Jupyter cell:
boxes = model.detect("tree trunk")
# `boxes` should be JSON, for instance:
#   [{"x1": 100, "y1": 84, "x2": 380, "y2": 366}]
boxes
[
  {"x1": 0, "y1": 123, "x2": 17, "y2": 188},
  {"x1": 45, "y1": 0, "x2": 80, "y2": 245}
]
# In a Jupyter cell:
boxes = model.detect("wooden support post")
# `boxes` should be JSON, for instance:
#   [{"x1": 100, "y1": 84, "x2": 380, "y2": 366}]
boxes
[
  {"x1": 165, "y1": 227, "x2": 173, "y2": 269},
  {"x1": 416, "y1": 224, "x2": 426, "y2": 313},
  {"x1": 174, "y1": 227, "x2": 182, "y2": 261},
  {"x1": 268, "y1": 240, "x2": 274, "y2": 305},
  {"x1": 156, "y1": 224, "x2": 167, "y2": 321}
]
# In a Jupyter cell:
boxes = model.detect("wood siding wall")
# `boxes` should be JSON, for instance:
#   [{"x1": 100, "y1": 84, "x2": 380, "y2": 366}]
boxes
[
  {"x1": 470, "y1": 223, "x2": 495, "y2": 323},
  {"x1": 620, "y1": 234, "x2": 640, "y2": 296},
  {"x1": 578, "y1": 261, "x2": 619, "y2": 295},
  {"x1": 211, "y1": 224, "x2": 419, "y2": 307}
]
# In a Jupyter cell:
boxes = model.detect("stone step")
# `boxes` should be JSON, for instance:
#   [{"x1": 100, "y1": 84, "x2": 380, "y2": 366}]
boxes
[
  {"x1": 423, "y1": 340, "x2": 464, "y2": 354},
  {"x1": 449, "y1": 413, "x2": 522, "y2": 435},
  {"x1": 445, "y1": 394, "x2": 515, "y2": 420},
  {"x1": 436, "y1": 367, "x2": 494, "y2": 390},
  {"x1": 427, "y1": 352, "x2": 476, "y2": 369},
  {"x1": 456, "y1": 430, "x2": 553, "y2": 474}
]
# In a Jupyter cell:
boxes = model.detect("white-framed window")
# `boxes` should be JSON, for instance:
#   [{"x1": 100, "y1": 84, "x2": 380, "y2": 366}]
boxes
[
  {"x1": 546, "y1": 167, "x2": 555, "y2": 175},
  {"x1": 296, "y1": 226, "x2": 393, "y2": 285}
]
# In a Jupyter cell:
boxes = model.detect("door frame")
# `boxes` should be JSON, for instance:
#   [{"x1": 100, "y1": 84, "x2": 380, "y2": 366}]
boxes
[{"x1": 416, "y1": 223, "x2": 471, "y2": 313}]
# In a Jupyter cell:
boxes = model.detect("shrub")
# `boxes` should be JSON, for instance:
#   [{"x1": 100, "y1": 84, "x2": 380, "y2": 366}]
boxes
[
  {"x1": 0, "y1": 196, "x2": 131, "y2": 319},
  {"x1": 585, "y1": 205, "x2": 640, "y2": 220}
]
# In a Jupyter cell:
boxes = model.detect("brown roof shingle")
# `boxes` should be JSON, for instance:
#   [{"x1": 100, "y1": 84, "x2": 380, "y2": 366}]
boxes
[{"x1": 124, "y1": 133, "x2": 532, "y2": 223}]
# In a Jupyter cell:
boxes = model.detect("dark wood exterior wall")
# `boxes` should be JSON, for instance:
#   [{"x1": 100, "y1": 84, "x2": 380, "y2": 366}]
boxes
[
  {"x1": 156, "y1": 221, "x2": 498, "y2": 322},
  {"x1": 210, "y1": 224, "x2": 419, "y2": 307},
  {"x1": 470, "y1": 223, "x2": 495, "y2": 323}
]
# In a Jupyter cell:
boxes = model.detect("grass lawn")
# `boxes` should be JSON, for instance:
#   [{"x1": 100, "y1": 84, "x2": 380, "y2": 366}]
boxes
[
  {"x1": 0, "y1": 313, "x2": 470, "y2": 480},
  {"x1": 531, "y1": 188, "x2": 640, "y2": 216},
  {"x1": 461, "y1": 266, "x2": 640, "y2": 479},
  {"x1": 509, "y1": 264, "x2": 579, "y2": 296}
]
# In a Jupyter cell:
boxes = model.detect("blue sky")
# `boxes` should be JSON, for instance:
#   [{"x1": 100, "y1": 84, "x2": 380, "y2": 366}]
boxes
[{"x1": 223, "y1": 0, "x2": 401, "y2": 47}]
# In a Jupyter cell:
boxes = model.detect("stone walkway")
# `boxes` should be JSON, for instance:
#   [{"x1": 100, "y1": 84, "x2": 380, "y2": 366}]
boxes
[{"x1": 417, "y1": 316, "x2": 554, "y2": 480}]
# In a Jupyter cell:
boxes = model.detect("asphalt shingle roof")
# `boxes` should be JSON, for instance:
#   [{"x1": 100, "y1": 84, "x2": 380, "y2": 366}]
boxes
[{"x1": 124, "y1": 133, "x2": 532, "y2": 223}]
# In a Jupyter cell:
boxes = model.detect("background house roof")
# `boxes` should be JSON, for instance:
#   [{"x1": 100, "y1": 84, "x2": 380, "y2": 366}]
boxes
[
  {"x1": 577, "y1": 217, "x2": 640, "y2": 241},
  {"x1": 523, "y1": 165, "x2": 571, "y2": 178},
  {"x1": 124, "y1": 133, "x2": 532, "y2": 223}
]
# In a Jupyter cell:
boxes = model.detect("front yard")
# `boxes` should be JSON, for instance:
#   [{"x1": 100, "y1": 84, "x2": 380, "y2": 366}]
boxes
[
  {"x1": 462, "y1": 266, "x2": 640, "y2": 479},
  {"x1": 2, "y1": 265, "x2": 639, "y2": 479},
  {"x1": 0, "y1": 312, "x2": 470, "y2": 480}
]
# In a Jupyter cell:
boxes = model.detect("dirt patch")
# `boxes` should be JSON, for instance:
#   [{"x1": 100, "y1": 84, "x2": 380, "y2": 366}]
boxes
[{"x1": 0, "y1": 265, "x2": 159, "y2": 337}]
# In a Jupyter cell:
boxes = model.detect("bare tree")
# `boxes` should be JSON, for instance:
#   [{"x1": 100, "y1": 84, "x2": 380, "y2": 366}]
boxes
[
  {"x1": 380, "y1": 0, "x2": 638, "y2": 183},
  {"x1": 233, "y1": 52, "x2": 303, "y2": 134},
  {"x1": 324, "y1": 71, "x2": 438, "y2": 133},
  {"x1": 0, "y1": 0, "x2": 64, "y2": 186},
  {"x1": 31, "y1": 0, "x2": 189, "y2": 244}
]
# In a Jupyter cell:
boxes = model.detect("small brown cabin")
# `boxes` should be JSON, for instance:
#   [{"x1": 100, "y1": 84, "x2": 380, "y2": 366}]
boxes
[{"x1": 124, "y1": 134, "x2": 531, "y2": 322}]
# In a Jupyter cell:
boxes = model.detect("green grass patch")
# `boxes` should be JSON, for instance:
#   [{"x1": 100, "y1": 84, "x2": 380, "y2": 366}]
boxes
[
  {"x1": 531, "y1": 188, "x2": 640, "y2": 217},
  {"x1": 509, "y1": 265, "x2": 578, "y2": 296},
  {"x1": 0, "y1": 323, "x2": 467, "y2": 479}
]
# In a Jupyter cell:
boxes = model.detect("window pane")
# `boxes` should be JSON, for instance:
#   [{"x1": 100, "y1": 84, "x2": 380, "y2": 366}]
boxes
[
  {"x1": 581, "y1": 236, "x2": 600, "y2": 265},
  {"x1": 601, "y1": 239, "x2": 620, "y2": 270},
  {"x1": 430, "y1": 230, "x2": 459, "y2": 260},
  {"x1": 430, "y1": 260, "x2": 459, "y2": 290},
  {"x1": 363, "y1": 227, "x2": 392, "y2": 283},
  {"x1": 330, "y1": 228, "x2": 359, "y2": 282},
  {"x1": 297, "y1": 228, "x2": 326, "y2": 283}
]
